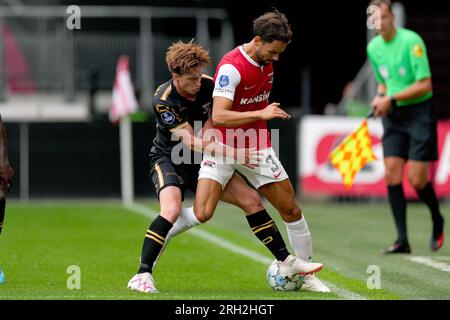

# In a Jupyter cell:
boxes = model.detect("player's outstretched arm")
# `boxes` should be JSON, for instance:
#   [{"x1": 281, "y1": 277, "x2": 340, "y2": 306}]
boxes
[{"x1": 212, "y1": 97, "x2": 291, "y2": 127}]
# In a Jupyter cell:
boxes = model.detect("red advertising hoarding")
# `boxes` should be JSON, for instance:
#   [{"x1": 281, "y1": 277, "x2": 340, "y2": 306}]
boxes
[{"x1": 300, "y1": 116, "x2": 450, "y2": 198}]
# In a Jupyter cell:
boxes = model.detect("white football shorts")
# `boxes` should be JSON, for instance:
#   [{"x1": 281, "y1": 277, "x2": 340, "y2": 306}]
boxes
[{"x1": 198, "y1": 147, "x2": 289, "y2": 189}]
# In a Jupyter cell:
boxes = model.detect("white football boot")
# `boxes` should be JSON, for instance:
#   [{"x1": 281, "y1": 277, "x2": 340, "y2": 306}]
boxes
[
  {"x1": 302, "y1": 274, "x2": 331, "y2": 293},
  {"x1": 127, "y1": 272, "x2": 158, "y2": 293},
  {"x1": 278, "y1": 255, "x2": 323, "y2": 277}
]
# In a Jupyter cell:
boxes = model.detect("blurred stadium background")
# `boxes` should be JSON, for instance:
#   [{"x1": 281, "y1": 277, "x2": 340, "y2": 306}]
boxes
[
  {"x1": 0, "y1": 0, "x2": 449, "y2": 300},
  {"x1": 1, "y1": 0, "x2": 450, "y2": 200}
]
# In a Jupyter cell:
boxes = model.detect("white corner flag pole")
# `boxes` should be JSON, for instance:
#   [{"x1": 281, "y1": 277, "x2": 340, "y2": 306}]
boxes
[
  {"x1": 119, "y1": 115, "x2": 134, "y2": 207},
  {"x1": 111, "y1": 55, "x2": 138, "y2": 207}
]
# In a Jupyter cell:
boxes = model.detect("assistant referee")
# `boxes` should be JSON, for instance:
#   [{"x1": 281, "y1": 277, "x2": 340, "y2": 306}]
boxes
[{"x1": 367, "y1": 0, "x2": 444, "y2": 253}]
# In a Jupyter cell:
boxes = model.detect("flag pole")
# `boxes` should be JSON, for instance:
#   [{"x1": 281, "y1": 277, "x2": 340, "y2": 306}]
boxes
[
  {"x1": 366, "y1": 110, "x2": 374, "y2": 119},
  {"x1": 111, "y1": 55, "x2": 138, "y2": 207},
  {"x1": 120, "y1": 115, "x2": 134, "y2": 207},
  {"x1": 366, "y1": 109, "x2": 375, "y2": 119}
]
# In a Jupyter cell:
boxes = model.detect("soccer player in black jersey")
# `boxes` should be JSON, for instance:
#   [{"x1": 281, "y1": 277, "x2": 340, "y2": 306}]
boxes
[
  {"x1": 0, "y1": 114, "x2": 14, "y2": 284},
  {"x1": 127, "y1": 41, "x2": 304, "y2": 293}
]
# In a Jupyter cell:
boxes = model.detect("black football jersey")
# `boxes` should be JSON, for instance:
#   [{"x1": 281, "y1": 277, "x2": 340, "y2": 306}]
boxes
[{"x1": 150, "y1": 75, "x2": 214, "y2": 159}]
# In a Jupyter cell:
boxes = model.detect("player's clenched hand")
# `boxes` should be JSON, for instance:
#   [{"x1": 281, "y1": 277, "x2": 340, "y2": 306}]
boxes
[
  {"x1": 235, "y1": 147, "x2": 261, "y2": 169},
  {"x1": 258, "y1": 103, "x2": 291, "y2": 121}
]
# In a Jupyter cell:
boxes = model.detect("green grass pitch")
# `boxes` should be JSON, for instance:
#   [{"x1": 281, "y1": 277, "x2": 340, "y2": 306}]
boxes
[{"x1": 0, "y1": 200, "x2": 449, "y2": 300}]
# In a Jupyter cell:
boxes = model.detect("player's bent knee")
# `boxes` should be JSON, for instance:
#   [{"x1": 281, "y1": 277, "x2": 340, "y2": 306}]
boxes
[
  {"x1": 160, "y1": 207, "x2": 181, "y2": 223},
  {"x1": 238, "y1": 194, "x2": 264, "y2": 214},
  {"x1": 248, "y1": 201, "x2": 265, "y2": 214},
  {"x1": 280, "y1": 205, "x2": 302, "y2": 222},
  {"x1": 195, "y1": 210, "x2": 213, "y2": 223},
  {"x1": 408, "y1": 175, "x2": 427, "y2": 191},
  {"x1": 193, "y1": 205, "x2": 214, "y2": 223}
]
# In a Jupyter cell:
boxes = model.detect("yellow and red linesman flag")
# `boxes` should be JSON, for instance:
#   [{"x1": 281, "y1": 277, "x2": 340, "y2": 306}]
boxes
[{"x1": 330, "y1": 119, "x2": 377, "y2": 188}]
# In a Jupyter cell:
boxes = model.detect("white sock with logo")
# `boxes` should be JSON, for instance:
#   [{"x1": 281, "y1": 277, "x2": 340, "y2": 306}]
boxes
[
  {"x1": 284, "y1": 216, "x2": 313, "y2": 262},
  {"x1": 169, "y1": 206, "x2": 202, "y2": 238},
  {"x1": 152, "y1": 207, "x2": 201, "y2": 269}
]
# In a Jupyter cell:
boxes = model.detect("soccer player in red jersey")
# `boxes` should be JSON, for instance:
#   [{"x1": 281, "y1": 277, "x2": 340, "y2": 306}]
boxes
[
  {"x1": 127, "y1": 40, "x2": 322, "y2": 293},
  {"x1": 193, "y1": 9, "x2": 329, "y2": 292}
]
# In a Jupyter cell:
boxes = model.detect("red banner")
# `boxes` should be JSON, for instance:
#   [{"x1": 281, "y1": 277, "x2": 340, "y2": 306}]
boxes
[{"x1": 299, "y1": 116, "x2": 450, "y2": 198}]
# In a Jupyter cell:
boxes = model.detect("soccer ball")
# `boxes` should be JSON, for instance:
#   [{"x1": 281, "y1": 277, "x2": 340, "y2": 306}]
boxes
[{"x1": 267, "y1": 260, "x2": 304, "y2": 291}]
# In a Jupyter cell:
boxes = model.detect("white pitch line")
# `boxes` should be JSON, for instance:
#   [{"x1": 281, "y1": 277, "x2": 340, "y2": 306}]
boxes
[
  {"x1": 126, "y1": 203, "x2": 367, "y2": 300},
  {"x1": 405, "y1": 256, "x2": 450, "y2": 273}
]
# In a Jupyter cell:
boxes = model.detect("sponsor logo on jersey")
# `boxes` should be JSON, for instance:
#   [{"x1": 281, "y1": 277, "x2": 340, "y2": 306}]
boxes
[
  {"x1": 244, "y1": 85, "x2": 256, "y2": 90},
  {"x1": 219, "y1": 75, "x2": 230, "y2": 88},
  {"x1": 240, "y1": 91, "x2": 270, "y2": 105},
  {"x1": 161, "y1": 111, "x2": 175, "y2": 124}
]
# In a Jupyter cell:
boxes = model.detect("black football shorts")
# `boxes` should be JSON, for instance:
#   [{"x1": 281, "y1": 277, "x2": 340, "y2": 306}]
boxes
[
  {"x1": 382, "y1": 98, "x2": 438, "y2": 161},
  {"x1": 149, "y1": 156, "x2": 200, "y2": 200}
]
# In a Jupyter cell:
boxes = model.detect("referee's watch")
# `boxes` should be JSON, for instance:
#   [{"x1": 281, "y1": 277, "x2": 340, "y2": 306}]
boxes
[{"x1": 389, "y1": 96, "x2": 396, "y2": 107}]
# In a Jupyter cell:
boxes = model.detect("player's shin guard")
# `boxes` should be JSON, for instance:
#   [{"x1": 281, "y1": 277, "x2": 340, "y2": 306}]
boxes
[
  {"x1": 138, "y1": 215, "x2": 173, "y2": 274},
  {"x1": 246, "y1": 209, "x2": 290, "y2": 261},
  {"x1": 152, "y1": 207, "x2": 201, "y2": 270},
  {"x1": 284, "y1": 216, "x2": 313, "y2": 262},
  {"x1": 0, "y1": 198, "x2": 5, "y2": 235}
]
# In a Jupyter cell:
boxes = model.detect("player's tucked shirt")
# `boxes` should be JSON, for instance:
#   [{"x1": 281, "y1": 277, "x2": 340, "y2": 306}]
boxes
[
  {"x1": 213, "y1": 46, "x2": 273, "y2": 150},
  {"x1": 367, "y1": 27, "x2": 433, "y2": 106},
  {"x1": 150, "y1": 76, "x2": 213, "y2": 158}
]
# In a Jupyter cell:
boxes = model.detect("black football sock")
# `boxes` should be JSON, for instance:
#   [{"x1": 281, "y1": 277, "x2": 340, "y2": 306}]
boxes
[
  {"x1": 246, "y1": 209, "x2": 290, "y2": 261},
  {"x1": 0, "y1": 198, "x2": 5, "y2": 235},
  {"x1": 417, "y1": 182, "x2": 444, "y2": 237},
  {"x1": 138, "y1": 215, "x2": 173, "y2": 274},
  {"x1": 387, "y1": 184, "x2": 408, "y2": 244}
]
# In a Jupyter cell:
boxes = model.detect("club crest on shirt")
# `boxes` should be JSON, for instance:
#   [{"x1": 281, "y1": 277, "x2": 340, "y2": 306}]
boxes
[
  {"x1": 161, "y1": 111, "x2": 175, "y2": 124},
  {"x1": 219, "y1": 75, "x2": 230, "y2": 88}
]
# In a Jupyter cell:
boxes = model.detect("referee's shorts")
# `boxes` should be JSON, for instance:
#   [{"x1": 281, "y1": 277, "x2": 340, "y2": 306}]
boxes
[{"x1": 382, "y1": 98, "x2": 438, "y2": 161}]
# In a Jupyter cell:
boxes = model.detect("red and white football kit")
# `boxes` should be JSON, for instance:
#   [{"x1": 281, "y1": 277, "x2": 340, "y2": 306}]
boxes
[{"x1": 199, "y1": 45, "x2": 288, "y2": 189}]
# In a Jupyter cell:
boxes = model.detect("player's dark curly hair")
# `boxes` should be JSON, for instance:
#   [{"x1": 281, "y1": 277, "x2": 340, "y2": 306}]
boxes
[
  {"x1": 166, "y1": 40, "x2": 211, "y2": 75},
  {"x1": 253, "y1": 9, "x2": 292, "y2": 43}
]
